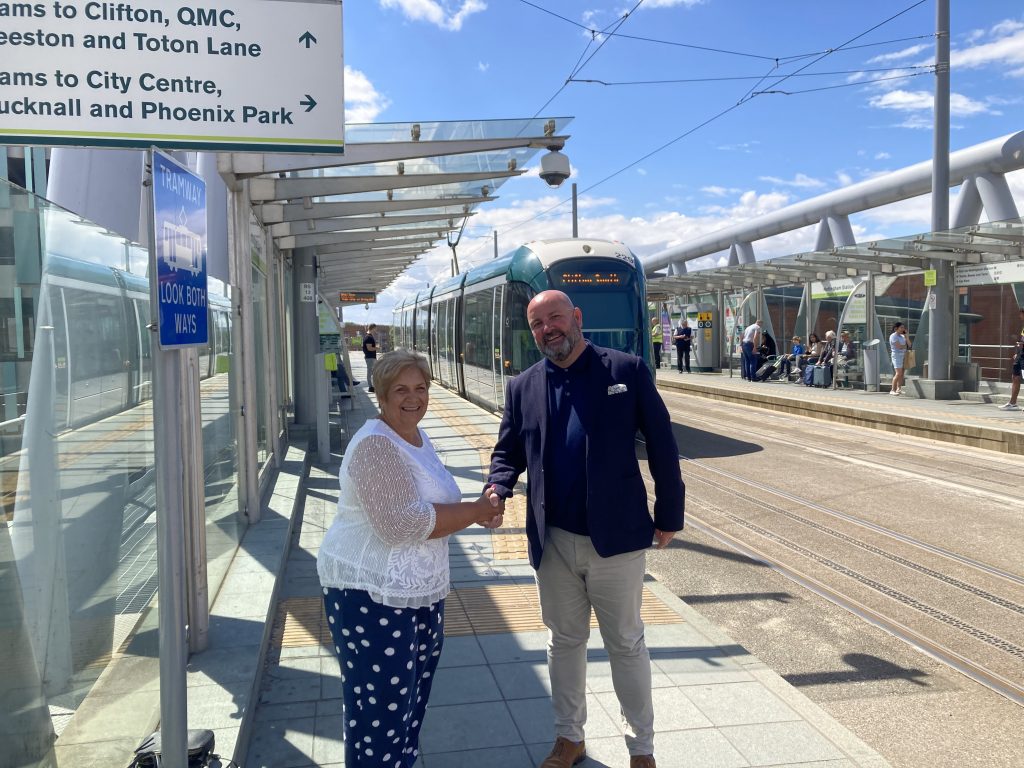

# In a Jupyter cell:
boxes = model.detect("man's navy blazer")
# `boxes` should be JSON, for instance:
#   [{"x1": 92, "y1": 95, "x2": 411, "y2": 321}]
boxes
[{"x1": 487, "y1": 343, "x2": 685, "y2": 569}]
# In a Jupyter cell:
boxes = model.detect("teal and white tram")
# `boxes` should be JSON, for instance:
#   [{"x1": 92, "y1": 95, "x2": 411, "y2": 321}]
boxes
[{"x1": 393, "y1": 238, "x2": 651, "y2": 412}]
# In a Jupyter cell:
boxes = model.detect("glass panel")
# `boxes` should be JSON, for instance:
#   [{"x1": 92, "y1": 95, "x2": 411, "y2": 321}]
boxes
[
  {"x1": 2, "y1": 180, "x2": 161, "y2": 765},
  {"x1": 463, "y1": 288, "x2": 495, "y2": 403},
  {"x1": 251, "y1": 265, "x2": 270, "y2": 466},
  {"x1": 549, "y1": 259, "x2": 643, "y2": 356},
  {"x1": 203, "y1": 283, "x2": 241, "y2": 598},
  {"x1": 503, "y1": 281, "x2": 540, "y2": 377}
]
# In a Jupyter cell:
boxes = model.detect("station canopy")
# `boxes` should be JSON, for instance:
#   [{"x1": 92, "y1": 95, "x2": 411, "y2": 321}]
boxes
[
  {"x1": 646, "y1": 216, "x2": 1024, "y2": 301},
  {"x1": 218, "y1": 118, "x2": 571, "y2": 314}
]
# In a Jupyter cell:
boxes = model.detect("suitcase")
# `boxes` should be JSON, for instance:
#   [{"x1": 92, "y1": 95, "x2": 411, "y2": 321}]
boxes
[
  {"x1": 756, "y1": 360, "x2": 775, "y2": 381},
  {"x1": 812, "y1": 365, "x2": 832, "y2": 388},
  {"x1": 803, "y1": 364, "x2": 816, "y2": 386}
]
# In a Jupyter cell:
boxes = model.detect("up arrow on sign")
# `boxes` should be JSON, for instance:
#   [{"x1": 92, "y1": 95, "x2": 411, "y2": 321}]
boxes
[{"x1": 299, "y1": 31, "x2": 318, "y2": 48}]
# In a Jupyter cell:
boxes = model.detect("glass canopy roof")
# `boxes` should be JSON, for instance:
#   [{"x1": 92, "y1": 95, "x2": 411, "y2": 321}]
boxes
[{"x1": 646, "y1": 217, "x2": 1024, "y2": 300}]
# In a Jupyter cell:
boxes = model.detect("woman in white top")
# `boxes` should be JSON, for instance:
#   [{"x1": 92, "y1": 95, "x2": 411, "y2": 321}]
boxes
[
  {"x1": 317, "y1": 350, "x2": 503, "y2": 767},
  {"x1": 888, "y1": 322, "x2": 908, "y2": 395}
]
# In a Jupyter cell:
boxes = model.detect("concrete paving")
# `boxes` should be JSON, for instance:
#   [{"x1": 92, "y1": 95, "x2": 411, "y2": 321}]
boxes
[{"x1": 199, "y1": 357, "x2": 893, "y2": 768}]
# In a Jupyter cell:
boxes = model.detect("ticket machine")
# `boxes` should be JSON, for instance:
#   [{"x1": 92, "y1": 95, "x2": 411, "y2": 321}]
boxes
[{"x1": 685, "y1": 303, "x2": 719, "y2": 371}]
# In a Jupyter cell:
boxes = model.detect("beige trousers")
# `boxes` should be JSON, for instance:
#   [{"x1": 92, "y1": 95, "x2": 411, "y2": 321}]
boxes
[{"x1": 537, "y1": 527, "x2": 654, "y2": 756}]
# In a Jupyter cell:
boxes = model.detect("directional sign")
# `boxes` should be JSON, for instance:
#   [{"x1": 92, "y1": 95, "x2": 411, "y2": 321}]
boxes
[
  {"x1": 153, "y1": 150, "x2": 207, "y2": 347},
  {"x1": 1, "y1": 0, "x2": 344, "y2": 152}
]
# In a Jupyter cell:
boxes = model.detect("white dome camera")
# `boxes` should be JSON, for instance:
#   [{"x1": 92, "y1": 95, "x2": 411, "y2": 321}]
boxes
[{"x1": 539, "y1": 148, "x2": 570, "y2": 188}]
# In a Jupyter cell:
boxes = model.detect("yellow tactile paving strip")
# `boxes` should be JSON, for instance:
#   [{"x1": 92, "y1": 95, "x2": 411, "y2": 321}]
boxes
[
  {"x1": 428, "y1": 399, "x2": 530, "y2": 561},
  {"x1": 273, "y1": 585, "x2": 682, "y2": 648}
]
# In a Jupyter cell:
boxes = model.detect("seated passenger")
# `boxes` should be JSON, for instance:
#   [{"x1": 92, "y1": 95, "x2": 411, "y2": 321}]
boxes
[
  {"x1": 780, "y1": 336, "x2": 804, "y2": 381},
  {"x1": 803, "y1": 333, "x2": 823, "y2": 367},
  {"x1": 803, "y1": 330, "x2": 836, "y2": 385},
  {"x1": 838, "y1": 331, "x2": 857, "y2": 367}
]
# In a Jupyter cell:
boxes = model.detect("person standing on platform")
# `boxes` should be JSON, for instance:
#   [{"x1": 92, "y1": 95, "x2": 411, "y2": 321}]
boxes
[
  {"x1": 888, "y1": 322, "x2": 908, "y2": 396},
  {"x1": 673, "y1": 319, "x2": 692, "y2": 373},
  {"x1": 363, "y1": 323, "x2": 379, "y2": 393},
  {"x1": 317, "y1": 351, "x2": 504, "y2": 767},
  {"x1": 487, "y1": 290, "x2": 685, "y2": 768},
  {"x1": 998, "y1": 307, "x2": 1024, "y2": 411},
  {"x1": 651, "y1": 319, "x2": 663, "y2": 369},
  {"x1": 741, "y1": 319, "x2": 763, "y2": 381}
]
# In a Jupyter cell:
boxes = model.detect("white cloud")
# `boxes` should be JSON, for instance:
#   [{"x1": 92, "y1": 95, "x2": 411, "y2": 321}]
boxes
[
  {"x1": 378, "y1": 0, "x2": 486, "y2": 31},
  {"x1": 758, "y1": 173, "x2": 826, "y2": 189},
  {"x1": 716, "y1": 141, "x2": 759, "y2": 153},
  {"x1": 477, "y1": 61, "x2": 489, "y2": 73},
  {"x1": 344, "y1": 66, "x2": 391, "y2": 122},
  {"x1": 951, "y1": 21, "x2": 1024, "y2": 76},
  {"x1": 867, "y1": 43, "x2": 931, "y2": 64},
  {"x1": 836, "y1": 172, "x2": 853, "y2": 187},
  {"x1": 636, "y1": 168, "x2": 648, "y2": 176},
  {"x1": 701, "y1": 185, "x2": 741, "y2": 197},
  {"x1": 874, "y1": 152, "x2": 891, "y2": 160},
  {"x1": 867, "y1": 89, "x2": 995, "y2": 117},
  {"x1": 641, "y1": 0, "x2": 704, "y2": 7}
]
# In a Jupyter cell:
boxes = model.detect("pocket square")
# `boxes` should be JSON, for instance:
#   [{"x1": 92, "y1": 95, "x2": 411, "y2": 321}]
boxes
[{"x1": 607, "y1": 383, "x2": 628, "y2": 395}]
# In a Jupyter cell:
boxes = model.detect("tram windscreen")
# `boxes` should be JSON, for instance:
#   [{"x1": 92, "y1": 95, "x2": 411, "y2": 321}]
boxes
[{"x1": 550, "y1": 261, "x2": 641, "y2": 355}]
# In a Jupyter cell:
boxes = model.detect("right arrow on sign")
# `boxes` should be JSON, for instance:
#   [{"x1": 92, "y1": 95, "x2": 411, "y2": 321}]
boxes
[{"x1": 300, "y1": 95, "x2": 317, "y2": 112}]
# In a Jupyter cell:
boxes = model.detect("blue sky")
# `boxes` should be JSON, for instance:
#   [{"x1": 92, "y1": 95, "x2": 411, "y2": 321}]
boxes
[{"x1": 339, "y1": 1, "x2": 1024, "y2": 324}]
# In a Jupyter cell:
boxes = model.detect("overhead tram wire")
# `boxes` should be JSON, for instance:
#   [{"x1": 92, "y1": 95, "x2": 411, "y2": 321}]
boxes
[
  {"x1": 571, "y1": 64, "x2": 936, "y2": 87},
  {"x1": 519, "y1": 0, "x2": 933, "y2": 64},
  {"x1": 518, "y1": 0, "x2": 645, "y2": 131},
  {"x1": 752, "y1": 68, "x2": 935, "y2": 97},
  {"x1": 494, "y1": 0, "x2": 937, "y2": 242},
  {"x1": 747, "y1": 0, "x2": 930, "y2": 103}
]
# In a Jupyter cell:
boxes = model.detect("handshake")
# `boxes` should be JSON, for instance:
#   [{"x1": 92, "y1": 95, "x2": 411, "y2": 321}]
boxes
[{"x1": 475, "y1": 484, "x2": 505, "y2": 529}]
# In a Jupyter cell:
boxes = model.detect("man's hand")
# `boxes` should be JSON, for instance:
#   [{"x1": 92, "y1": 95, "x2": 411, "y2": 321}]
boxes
[{"x1": 653, "y1": 529, "x2": 676, "y2": 549}]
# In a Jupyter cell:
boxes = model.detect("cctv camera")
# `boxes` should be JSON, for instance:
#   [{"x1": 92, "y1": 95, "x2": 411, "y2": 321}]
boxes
[{"x1": 539, "y1": 149, "x2": 570, "y2": 188}]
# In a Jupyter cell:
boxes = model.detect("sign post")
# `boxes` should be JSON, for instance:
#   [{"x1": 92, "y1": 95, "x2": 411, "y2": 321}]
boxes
[
  {"x1": 148, "y1": 149, "x2": 207, "y2": 768},
  {"x1": 1, "y1": 0, "x2": 344, "y2": 152}
]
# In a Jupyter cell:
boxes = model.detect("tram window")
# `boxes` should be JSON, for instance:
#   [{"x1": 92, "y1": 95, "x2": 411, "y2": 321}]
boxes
[
  {"x1": 63, "y1": 288, "x2": 129, "y2": 379},
  {"x1": 463, "y1": 290, "x2": 494, "y2": 370},
  {"x1": 503, "y1": 282, "x2": 540, "y2": 376},
  {"x1": 0, "y1": 295, "x2": 36, "y2": 361}
]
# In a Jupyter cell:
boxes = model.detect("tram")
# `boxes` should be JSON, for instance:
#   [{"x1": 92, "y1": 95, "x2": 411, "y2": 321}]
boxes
[
  {"x1": 392, "y1": 238, "x2": 651, "y2": 412},
  {"x1": 39, "y1": 254, "x2": 231, "y2": 433}
]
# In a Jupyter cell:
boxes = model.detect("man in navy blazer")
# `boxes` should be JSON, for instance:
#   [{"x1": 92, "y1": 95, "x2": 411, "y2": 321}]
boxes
[{"x1": 488, "y1": 290, "x2": 684, "y2": 768}]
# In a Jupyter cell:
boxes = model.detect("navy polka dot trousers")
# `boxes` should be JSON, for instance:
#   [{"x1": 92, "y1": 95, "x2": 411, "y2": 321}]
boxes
[{"x1": 323, "y1": 587, "x2": 444, "y2": 767}]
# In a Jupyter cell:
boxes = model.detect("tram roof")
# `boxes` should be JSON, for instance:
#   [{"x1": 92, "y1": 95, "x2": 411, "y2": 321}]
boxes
[
  {"x1": 646, "y1": 216, "x2": 1024, "y2": 301},
  {"x1": 218, "y1": 117, "x2": 572, "y2": 315}
]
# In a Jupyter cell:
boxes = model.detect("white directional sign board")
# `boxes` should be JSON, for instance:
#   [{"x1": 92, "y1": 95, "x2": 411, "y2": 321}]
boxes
[{"x1": 0, "y1": 0, "x2": 344, "y2": 152}]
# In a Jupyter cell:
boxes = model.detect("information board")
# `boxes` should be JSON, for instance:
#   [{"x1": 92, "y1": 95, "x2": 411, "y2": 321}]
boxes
[
  {"x1": 955, "y1": 261, "x2": 1024, "y2": 287},
  {"x1": 153, "y1": 150, "x2": 207, "y2": 347},
  {"x1": 1, "y1": 0, "x2": 344, "y2": 152}
]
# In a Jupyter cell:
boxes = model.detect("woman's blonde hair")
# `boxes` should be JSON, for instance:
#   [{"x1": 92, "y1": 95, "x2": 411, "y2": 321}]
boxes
[{"x1": 371, "y1": 349, "x2": 432, "y2": 396}]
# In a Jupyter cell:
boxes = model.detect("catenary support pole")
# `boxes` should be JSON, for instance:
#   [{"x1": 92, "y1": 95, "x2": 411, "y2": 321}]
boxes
[
  {"x1": 928, "y1": 0, "x2": 952, "y2": 382},
  {"x1": 571, "y1": 183, "x2": 578, "y2": 238}
]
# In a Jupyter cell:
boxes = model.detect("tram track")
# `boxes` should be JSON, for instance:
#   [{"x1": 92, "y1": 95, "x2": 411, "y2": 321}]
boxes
[
  {"x1": 637, "y1": 396, "x2": 1024, "y2": 707},
  {"x1": 659, "y1": 387, "x2": 1024, "y2": 492},
  {"x1": 670, "y1": 497, "x2": 1024, "y2": 708}
]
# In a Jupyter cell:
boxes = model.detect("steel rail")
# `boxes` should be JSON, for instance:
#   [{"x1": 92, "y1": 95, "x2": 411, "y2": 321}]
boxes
[
  {"x1": 679, "y1": 456, "x2": 1024, "y2": 591},
  {"x1": 674, "y1": 498, "x2": 1024, "y2": 708}
]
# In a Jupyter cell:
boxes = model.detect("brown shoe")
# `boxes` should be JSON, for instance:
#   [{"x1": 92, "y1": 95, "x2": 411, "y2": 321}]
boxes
[
  {"x1": 540, "y1": 736, "x2": 586, "y2": 767},
  {"x1": 629, "y1": 756, "x2": 656, "y2": 768}
]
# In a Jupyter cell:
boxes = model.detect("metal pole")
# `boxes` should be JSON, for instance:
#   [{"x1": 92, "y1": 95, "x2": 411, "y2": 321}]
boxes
[
  {"x1": 493, "y1": 230, "x2": 498, "y2": 259},
  {"x1": 147, "y1": 150, "x2": 188, "y2": 768},
  {"x1": 571, "y1": 183, "x2": 578, "y2": 238},
  {"x1": 928, "y1": 0, "x2": 952, "y2": 382}
]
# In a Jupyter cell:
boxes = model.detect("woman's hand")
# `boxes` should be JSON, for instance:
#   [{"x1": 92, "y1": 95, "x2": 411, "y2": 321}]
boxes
[{"x1": 476, "y1": 486, "x2": 505, "y2": 528}]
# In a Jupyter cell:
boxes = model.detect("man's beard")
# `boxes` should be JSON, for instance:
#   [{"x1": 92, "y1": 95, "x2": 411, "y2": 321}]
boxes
[{"x1": 539, "y1": 324, "x2": 582, "y2": 362}]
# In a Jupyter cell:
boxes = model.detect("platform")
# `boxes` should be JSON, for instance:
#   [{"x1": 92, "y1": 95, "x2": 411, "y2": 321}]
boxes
[
  {"x1": 177, "y1": 357, "x2": 897, "y2": 768},
  {"x1": 654, "y1": 367, "x2": 1024, "y2": 456}
]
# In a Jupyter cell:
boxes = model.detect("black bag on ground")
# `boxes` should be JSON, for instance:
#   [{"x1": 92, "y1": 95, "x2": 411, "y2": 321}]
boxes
[
  {"x1": 130, "y1": 729, "x2": 216, "y2": 768},
  {"x1": 756, "y1": 360, "x2": 775, "y2": 380},
  {"x1": 812, "y1": 365, "x2": 832, "y2": 388}
]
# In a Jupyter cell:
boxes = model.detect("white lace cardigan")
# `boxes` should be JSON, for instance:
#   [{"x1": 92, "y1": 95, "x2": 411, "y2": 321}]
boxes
[{"x1": 316, "y1": 418, "x2": 461, "y2": 608}]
